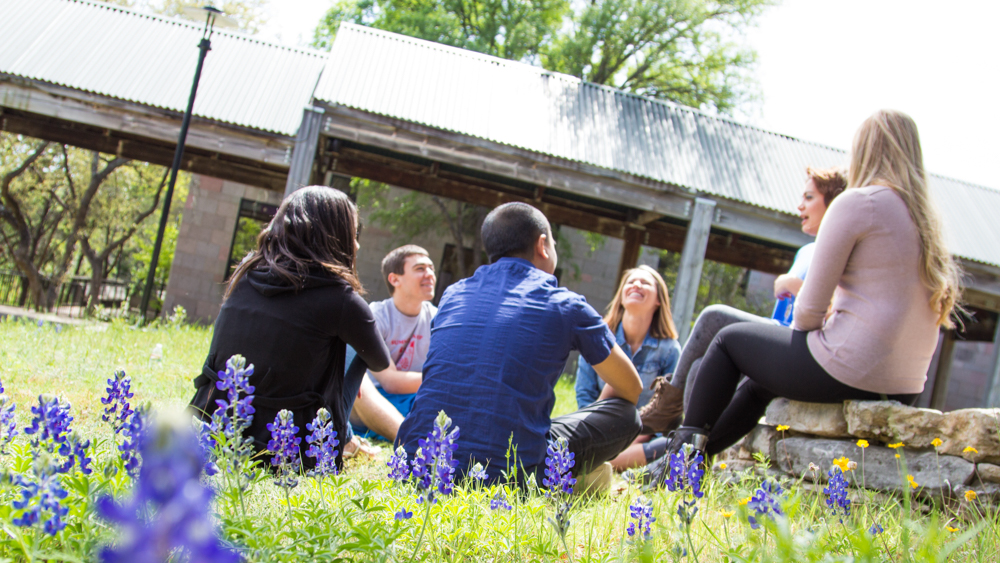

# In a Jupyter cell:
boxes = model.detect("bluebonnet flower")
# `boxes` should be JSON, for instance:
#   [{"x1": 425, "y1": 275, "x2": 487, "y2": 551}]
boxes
[
  {"x1": 12, "y1": 395, "x2": 91, "y2": 535},
  {"x1": 824, "y1": 466, "x2": 851, "y2": 521},
  {"x1": 388, "y1": 446, "x2": 411, "y2": 482},
  {"x1": 97, "y1": 414, "x2": 239, "y2": 563},
  {"x1": 869, "y1": 523, "x2": 884, "y2": 535},
  {"x1": 196, "y1": 420, "x2": 218, "y2": 477},
  {"x1": 627, "y1": 495, "x2": 655, "y2": 539},
  {"x1": 469, "y1": 462, "x2": 488, "y2": 482},
  {"x1": 665, "y1": 444, "x2": 704, "y2": 531},
  {"x1": 747, "y1": 479, "x2": 784, "y2": 529},
  {"x1": 305, "y1": 408, "x2": 339, "y2": 478},
  {"x1": 410, "y1": 411, "x2": 460, "y2": 505},
  {"x1": 490, "y1": 489, "x2": 513, "y2": 511},
  {"x1": 542, "y1": 437, "x2": 576, "y2": 497},
  {"x1": 266, "y1": 409, "x2": 301, "y2": 490},
  {"x1": 395, "y1": 508, "x2": 413, "y2": 520},
  {"x1": 207, "y1": 355, "x2": 257, "y2": 501},
  {"x1": 101, "y1": 370, "x2": 134, "y2": 434},
  {"x1": 0, "y1": 394, "x2": 16, "y2": 455},
  {"x1": 118, "y1": 404, "x2": 149, "y2": 478}
]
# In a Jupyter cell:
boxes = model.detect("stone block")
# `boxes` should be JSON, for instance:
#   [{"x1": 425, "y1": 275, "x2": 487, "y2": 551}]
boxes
[
  {"x1": 221, "y1": 181, "x2": 245, "y2": 197},
  {"x1": 977, "y1": 463, "x2": 1000, "y2": 484},
  {"x1": 844, "y1": 401, "x2": 1000, "y2": 462},
  {"x1": 216, "y1": 201, "x2": 239, "y2": 220},
  {"x1": 199, "y1": 176, "x2": 224, "y2": 192},
  {"x1": 778, "y1": 437, "x2": 975, "y2": 497},
  {"x1": 766, "y1": 398, "x2": 850, "y2": 438}
]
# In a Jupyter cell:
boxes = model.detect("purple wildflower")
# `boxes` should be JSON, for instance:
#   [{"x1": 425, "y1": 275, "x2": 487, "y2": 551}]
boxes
[
  {"x1": 542, "y1": 437, "x2": 576, "y2": 497},
  {"x1": 0, "y1": 395, "x2": 16, "y2": 455},
  {"x1": 12, "y1": 395, "x2": 90, "y2": 535},
  {"x1": 395, "y1": 508, "x2": 413, "y2": 520},
  {"x1": 207, "y1": 355, "x2": 257, "y2": 491},
  {"x1": 266, "y1": 410, "x2": 301, "y2": 490},
  {"x1": 747, "y1": 479, "x2": 784, "y2": 529},
  {"x1": 118, "y1": 405, "x2": 149, "y2": 478},
  {"x1": 490, "y1": 489, "x2": 513, "y2": 511},
  {"x1": 824, "y1": 467, "x2": 851, "y2": 521},
  {"x1": 664, "y1": 444, "x2": 704, "y2": 529},
  {"x1": 869, "y1": 523, "x2": 884, "y2": 535},
  {"x1": 97, "y1": 414, "x2": 239, "y2": 563},
  {"x1": 410, "y1": 410, "x2": 460, "y2": 504},
  {"x1": 196, "y1": 421, "x2": 218, "y2": 477},
  {"x1": 101, "y1": 371, "x2": 134, "y2": 434},
  {"x1": 304, "y1": 408, "x2": 339, "y2": 479},
  {"x1": 627, "y1": 495, "x2": 656, "y2": 539},
  {"x1": 387, "y1": 446, "x2": 411, "y2": 482},
  {"x1": 468, "y1": 462, "x2": 488, "y2": 482}
]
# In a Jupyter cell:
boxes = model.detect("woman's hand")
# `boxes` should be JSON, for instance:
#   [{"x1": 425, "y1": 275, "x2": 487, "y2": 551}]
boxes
[{"x1": 774, "y1": 274, "x2": 804, "y2": 299}]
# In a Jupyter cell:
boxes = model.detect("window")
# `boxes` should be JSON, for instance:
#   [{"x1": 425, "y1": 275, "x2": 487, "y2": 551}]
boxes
[{"x1": 225, "y1": 199, "x2": 278, "y2": 280}]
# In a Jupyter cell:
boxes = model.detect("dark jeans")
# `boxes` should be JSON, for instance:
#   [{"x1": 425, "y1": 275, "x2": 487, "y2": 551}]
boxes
[
  {"x1": 685, "y1": 322, "x2": 918, "y2": 456},
  {"x1": 340, "y1": 355, "x2": 370, "y2": 443},
  {"x1": 525, "y1": 397, "x2": 641, "y2": 486}
]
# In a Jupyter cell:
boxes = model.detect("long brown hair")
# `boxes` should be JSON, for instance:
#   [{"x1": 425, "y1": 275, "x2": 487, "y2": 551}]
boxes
[
  {"x1": 225, "y1": 186, "x2": 363, "y2": 299},
  {"x1": 604, "y1": 265, "x2": 678, "y2": 340},
  {"x1": 848, "y1": 109, "x2": 961, "y2": 327}
]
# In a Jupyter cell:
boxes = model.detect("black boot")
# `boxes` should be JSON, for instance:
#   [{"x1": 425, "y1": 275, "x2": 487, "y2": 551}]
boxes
[{"x1": 640, "y1": 426, "x2": 709, "y2": 491}]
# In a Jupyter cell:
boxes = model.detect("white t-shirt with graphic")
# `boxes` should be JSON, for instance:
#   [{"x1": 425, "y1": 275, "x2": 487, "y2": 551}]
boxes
[{"x1": 368, "y1": 299, "x2": 437, "y2": 389}]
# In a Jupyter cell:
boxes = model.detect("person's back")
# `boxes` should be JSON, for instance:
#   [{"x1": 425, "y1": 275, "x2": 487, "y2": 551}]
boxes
[{"x1": 398, "y1": 258, "x2": 610, "y2": 477}]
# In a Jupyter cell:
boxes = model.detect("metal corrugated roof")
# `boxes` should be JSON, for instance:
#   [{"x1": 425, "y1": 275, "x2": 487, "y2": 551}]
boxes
[
  {"x1": 0, "y1": 0, "x2": 328, "y2": 136},
  {"x1": 315, "y1": 23, "x2": 1000, "y2": 268}
]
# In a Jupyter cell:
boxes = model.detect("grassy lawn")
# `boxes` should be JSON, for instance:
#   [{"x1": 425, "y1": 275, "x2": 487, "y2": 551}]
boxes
[{"x1": 0, "y1": 317, "x2": 996, "y2": 561}]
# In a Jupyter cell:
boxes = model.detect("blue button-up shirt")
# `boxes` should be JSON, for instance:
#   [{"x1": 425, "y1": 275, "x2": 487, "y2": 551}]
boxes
[
  {"x1": 575, "y1": 323, "x2": 680, "y2": 409},
  {"x1": 396, "y1": 258, "x2": 616, "y2": 480}
]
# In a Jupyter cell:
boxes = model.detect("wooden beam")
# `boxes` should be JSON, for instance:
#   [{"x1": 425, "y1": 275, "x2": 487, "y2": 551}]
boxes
[
  {"x1": 1, "y1": 110, "x2": 287, "y2": 191},
  {"x1": 617, "y1": 228, "x2": 644, "y2": 285},
  {"x1": 285, "y1": 106, "x2": 325, "y2": 196},
  {"x1": 326, "y1": 146, "x2": 795, "y2": 273},
  {"x1": 930, "y1": 329, "x2": 957, "y2": 411},
  {"x1": 673, "y1": 198, "x2": 717, "y2": 344}
]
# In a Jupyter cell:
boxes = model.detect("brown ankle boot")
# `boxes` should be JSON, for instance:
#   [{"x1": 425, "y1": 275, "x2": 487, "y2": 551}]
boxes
[{"x1": 638, "y1": 376, "x2": 685, "y2": 434}]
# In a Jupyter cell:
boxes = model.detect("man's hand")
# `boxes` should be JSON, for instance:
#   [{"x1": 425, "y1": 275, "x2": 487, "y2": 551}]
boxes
[
  {"x1": 369, "y1": 357, "x2": 423, "y2": 395},
  {"x1": 591, "y1": 344, "x2": 642, "y2": 405}
]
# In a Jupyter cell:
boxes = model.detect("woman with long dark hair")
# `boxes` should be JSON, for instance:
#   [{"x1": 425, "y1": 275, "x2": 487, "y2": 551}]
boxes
[{"x1": 190, "y1": 186, "x2": 390, "y2": 468}]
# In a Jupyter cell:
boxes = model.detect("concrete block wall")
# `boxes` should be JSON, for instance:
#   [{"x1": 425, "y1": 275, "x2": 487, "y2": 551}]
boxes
[{"x1": 163, "y1": 175, "x2": 283, "y2": 323}]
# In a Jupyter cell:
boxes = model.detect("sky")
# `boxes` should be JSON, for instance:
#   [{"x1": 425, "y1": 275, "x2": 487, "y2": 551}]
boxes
[{"x1": 256, "y1": 0, "x2": 1000, "y2": 190}]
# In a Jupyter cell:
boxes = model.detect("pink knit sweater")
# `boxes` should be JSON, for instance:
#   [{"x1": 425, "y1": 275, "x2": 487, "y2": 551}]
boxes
[{"x1": 793, "y1": 185, "x2": 939, "y2": 394}]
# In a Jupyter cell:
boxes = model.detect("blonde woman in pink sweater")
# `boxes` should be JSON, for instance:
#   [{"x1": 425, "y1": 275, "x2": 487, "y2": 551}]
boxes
[{"x1": 645, "y1": 109, "x2": 962, "y2": 483}]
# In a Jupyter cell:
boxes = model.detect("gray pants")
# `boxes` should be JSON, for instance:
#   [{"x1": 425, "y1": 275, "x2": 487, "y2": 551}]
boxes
[{"x1": 671, "y1": 305, "x2": 775, "y2": 411}]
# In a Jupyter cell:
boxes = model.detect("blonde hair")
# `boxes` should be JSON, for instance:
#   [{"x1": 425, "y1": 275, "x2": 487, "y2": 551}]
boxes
[
  {"x1": 604, "y1": 265, "x2": 678, "y2": 340},
  {"x1": 848, "y1": 109, "x2": 962, "y2": 327}
]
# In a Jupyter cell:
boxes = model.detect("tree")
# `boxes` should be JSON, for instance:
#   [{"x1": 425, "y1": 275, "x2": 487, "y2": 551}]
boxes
[{"x1": 104, "y1": 0, "x2": 269, "y2": 34}]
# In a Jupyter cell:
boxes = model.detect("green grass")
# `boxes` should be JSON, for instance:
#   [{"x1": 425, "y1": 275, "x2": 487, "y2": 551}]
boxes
[{"x1": 0, "y1": 317, "x2": 998, "y2": 562}]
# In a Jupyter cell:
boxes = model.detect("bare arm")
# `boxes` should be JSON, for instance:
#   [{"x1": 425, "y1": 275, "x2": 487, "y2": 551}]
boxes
[
  {"x1": 591, "y1": 344, "x2": 642, "y2": 404},
  {"x1": 369, "y1": 357, "x2": 423, "y2": 395}
]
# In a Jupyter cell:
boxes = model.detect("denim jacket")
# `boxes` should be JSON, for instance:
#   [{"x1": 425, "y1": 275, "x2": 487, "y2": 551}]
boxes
[{"x1": 575, "y1": 323, "x2": 681, "y2": 409}]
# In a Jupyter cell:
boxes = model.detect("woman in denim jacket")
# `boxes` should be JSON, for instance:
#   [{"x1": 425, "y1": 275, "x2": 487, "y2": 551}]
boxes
[{"x1": 575, "y1": 265, "x2": 681, "y2": 469}]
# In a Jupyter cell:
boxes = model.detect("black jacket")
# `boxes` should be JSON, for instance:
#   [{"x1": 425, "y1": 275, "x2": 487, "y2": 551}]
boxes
[{"x1": 190, "y1": 268, "x2": 390, "y2": 468}]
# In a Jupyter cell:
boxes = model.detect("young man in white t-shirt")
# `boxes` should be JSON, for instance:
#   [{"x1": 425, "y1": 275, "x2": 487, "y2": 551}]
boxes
[{"x1": 349, "y1": 245, "x2": 437, "y2": 443}]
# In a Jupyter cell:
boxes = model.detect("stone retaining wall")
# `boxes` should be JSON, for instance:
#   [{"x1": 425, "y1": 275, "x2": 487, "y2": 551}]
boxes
[{"x1": 716, "y1": 398, "x2": 1000, "y2": 501}]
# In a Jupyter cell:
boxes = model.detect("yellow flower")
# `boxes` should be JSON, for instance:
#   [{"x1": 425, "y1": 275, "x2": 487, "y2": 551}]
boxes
[
  {"x1": 931, "y1": 438, "x2": 943, "y2": 448},
  {"x1": 888, "y1": 442, "x2": 904, "y2": 449},
  {"x1": 833, "y1": 457, "x2": 851, "y2": 472},
  {"x1": 965, "y1": 490, "x2": 978, "y2": 502},
  {"x1": 895, "y1": 454, "x2": 900, "y2": 459},
  {"x1": 856, "y1": 439, "x2": 869, "y2": 449},
  {"x1": 721, "y1": 510, "x2": 734, "y2": 519},
  {"x1": 776, "y1": 425, "x2": 790, "y2": 432},
  {"x1": 947, "y1": 526, "x2": 959, "y2": 533},
  {"x1": 907, "y1": 474, "x2": 918, "y2": 489},
  {"x1": 739, "y1": 497, "x2": 751, "y2": 506},
  {"x1": 719, "y1": 463, "x2": 727, "y2": 470},
  {"x1": 964, "y1": 446, "x2": 979, "y2": 455}
]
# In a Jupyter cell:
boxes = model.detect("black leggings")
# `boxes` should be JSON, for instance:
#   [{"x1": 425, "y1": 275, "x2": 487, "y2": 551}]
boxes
[{"x1": 685, "y1": 322, "x2": 918, "y2": 456}]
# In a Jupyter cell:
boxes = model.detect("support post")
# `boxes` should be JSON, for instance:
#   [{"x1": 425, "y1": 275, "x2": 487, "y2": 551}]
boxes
[
  {"x1": 673, "y1": 198, "x2": 716, "y2": 344},
  {"x1": 930, "y1": 329, "x2": 957, "y2": 411},
  {"x1": 987, "y1": 320, "x2": 1000, "y2": 407},
  {"x1": 616, "y1": 227, "x2": 644, "y2": 286},
  {"x1": 284, "y1": 106, "x2": 325, "y2": 197}
]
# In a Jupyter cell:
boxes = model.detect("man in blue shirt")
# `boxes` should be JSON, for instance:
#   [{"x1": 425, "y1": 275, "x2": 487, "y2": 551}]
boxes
[{"x1": 396, "y1": 202, "x2": 643, "y2": 485}]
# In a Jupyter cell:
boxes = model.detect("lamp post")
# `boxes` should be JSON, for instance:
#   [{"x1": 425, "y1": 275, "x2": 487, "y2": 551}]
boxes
[{"x1": 139, "y1": 6, "x2": 235, "y2": 322}]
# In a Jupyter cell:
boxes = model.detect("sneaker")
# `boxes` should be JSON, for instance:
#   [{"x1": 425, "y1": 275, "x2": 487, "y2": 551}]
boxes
[
  {"x1": 638, "y1": 376, "x2": 685, "y2": 434},
  {"x1": 573, "y1": 462, "x2": 613, "y2": 496}
]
